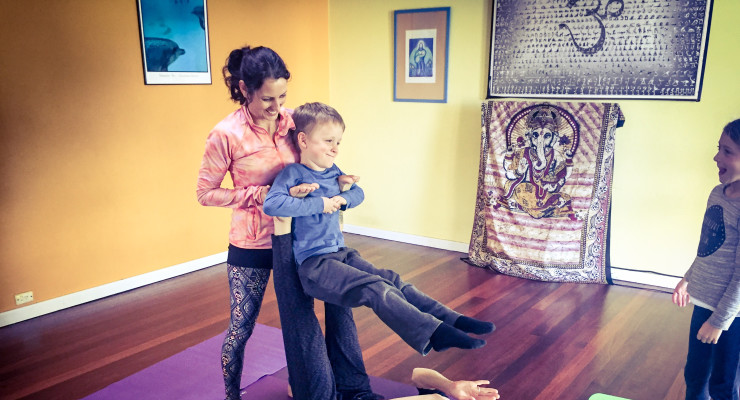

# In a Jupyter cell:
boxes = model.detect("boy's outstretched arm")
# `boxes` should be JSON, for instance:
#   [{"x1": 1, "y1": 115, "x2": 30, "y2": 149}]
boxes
[
  {"x1": 272, "y1": 183, "x2": 324, "y2": 234},
  {"x1": 264, "y1": 171, "x2": 324, "y2": 218}
]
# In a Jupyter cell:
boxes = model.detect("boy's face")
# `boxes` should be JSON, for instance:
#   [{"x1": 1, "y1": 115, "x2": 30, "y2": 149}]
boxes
[
  {"x1": 715, "y1": 131, "x2": 740, "y2": 185},
  {"x1": 298, "y1": 121, "x2": 343, "y2": 171}
]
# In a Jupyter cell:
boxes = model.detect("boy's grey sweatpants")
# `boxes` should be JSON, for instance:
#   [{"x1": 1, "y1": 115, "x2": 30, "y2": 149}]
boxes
[{"x1": 298, "y1": 247, "x2": 462, "y2": 355}]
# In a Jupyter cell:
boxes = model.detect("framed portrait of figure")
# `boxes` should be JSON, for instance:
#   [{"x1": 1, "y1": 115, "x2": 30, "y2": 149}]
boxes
[
  {"x1": 393, "y1": 7, "x2": 450, "y2": 103},
  {"x1": 487, "y1": 0, "x2": 713, "y2": 100},
  {"x1": 136, "y1": 0, "x2": 212, "y2": 85}
]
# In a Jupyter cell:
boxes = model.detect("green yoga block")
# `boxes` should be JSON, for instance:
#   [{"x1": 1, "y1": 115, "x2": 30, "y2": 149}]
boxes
[{"x1": 589, "y1": 394, "x2": 631, "y2": 400}]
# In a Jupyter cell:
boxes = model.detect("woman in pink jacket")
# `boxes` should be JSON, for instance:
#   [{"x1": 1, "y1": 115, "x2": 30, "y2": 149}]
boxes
[{"x1": 197, "y1": 46, "x2": 378, "y2": 400}]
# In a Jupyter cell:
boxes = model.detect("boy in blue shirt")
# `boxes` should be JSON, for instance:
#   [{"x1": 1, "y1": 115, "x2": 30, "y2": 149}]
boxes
[{"x1": 264, "y1": 102, "x2": 494, "y2": 355}]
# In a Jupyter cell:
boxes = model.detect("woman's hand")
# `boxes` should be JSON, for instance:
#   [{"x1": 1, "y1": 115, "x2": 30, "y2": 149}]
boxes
[
  {"x1": 411, "y1": 368, "x2": 500, "y2": 400},
  {"x1": 697, "y1": 321, "x2": 722, "y2": 344},
  {"x1": 447, "y1": 380, "x2": 500, "y2": 400},
  {"x1": 672, "y1": 278, "x2": 690, "y2": 307},
  {"x1": 289, "y1": 183, "x2": 319, "y2": 198}
]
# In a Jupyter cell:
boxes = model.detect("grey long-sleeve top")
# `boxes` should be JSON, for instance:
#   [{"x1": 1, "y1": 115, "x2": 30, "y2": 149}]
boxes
[{"x1": 685, "y1": 184, "x2": 740, "y2": 330}]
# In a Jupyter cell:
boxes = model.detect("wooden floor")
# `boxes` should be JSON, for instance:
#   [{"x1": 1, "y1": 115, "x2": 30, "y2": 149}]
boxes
[{"x1": 0, "y1": 234, "x2": 691, "y2": 400}]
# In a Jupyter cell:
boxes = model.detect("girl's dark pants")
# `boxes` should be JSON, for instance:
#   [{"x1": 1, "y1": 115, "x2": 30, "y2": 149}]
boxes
[{"x1": 684, "y1": 306, "x2": 740, "y2": 400}]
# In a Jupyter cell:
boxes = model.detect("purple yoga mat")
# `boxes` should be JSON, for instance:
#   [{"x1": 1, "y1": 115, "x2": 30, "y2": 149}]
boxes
[{"x1": 83, "y1": 324, "x2": 287, "y2": 400}]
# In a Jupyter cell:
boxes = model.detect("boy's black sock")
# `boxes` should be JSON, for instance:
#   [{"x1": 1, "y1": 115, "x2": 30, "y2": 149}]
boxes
[
  {"x1": 454, "y1": 315, "x2": 495, "y2": 335},
  {"x1": 430, "y1": 323, "x2": 486, "y2": 352}
]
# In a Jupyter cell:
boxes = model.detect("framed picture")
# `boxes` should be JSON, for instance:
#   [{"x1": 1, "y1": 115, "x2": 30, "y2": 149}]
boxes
[
  {"x1": 393, "y1": 7, "x2": 450, "y2": 103},
  {"x1": 487, "y1": 0, "x2": 713, "y2": 101},
  {"x1": 136, "y1": 0, "x2": 212, "y2": 85}
]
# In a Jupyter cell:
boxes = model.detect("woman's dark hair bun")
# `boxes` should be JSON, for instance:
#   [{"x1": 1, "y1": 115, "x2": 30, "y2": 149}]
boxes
[
  {"x1": 222, "y1": 45, "x2": 290, "y2": 105},
  {"x1": 223, "y1": 47, "x2": 251, "y2": 104}
]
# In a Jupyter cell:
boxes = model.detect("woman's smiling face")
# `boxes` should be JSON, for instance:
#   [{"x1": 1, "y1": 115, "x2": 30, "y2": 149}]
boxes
[{"x1": 244, "y1": 77, "x2": 287, "y2": 128}]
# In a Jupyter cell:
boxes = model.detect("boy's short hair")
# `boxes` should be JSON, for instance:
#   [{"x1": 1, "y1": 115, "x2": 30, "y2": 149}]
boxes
[{"x1": 291, "y1": 102, "x2": 345, "y2": 149}]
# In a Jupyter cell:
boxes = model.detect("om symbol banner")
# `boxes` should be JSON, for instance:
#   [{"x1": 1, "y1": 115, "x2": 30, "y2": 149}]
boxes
[
  {"x1": 487, "y1": 0, "x2": 712, "y2": 100},
  {"x1": 467, "y1": 101, "x2": 624, "y2": 284}
]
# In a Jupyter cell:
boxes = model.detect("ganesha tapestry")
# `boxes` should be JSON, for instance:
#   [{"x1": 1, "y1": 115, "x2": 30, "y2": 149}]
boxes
[{"x1": 467, "y1": 101, "x2": 624, "y2": 284}]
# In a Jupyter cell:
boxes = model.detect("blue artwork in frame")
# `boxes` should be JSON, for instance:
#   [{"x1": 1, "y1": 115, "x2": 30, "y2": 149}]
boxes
[
  {"x1": 394, "y1": 7, "x2": 450, "y2": 103},
  {"x1": 137, "y1": 0, "x2": 212, "y2": 85},
  {"x1": 408, "y1": 38, "x2": 434, "y2": 79}
]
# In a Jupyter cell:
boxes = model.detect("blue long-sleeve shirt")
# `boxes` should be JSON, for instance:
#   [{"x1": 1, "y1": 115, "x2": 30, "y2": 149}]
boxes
[{"x1": 263, "y1": 163, "x2": 364, "y2": 265}]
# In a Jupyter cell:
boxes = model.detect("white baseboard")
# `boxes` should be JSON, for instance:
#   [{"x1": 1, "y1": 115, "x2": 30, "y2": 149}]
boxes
[
  {"x1": 343, "y1": 224, "x2": 469, "y2": 253},
  {"x1": 610, "y1": 267, "x2": 681, "y2": 291},
  {"x1": 0, "y1": 252, "x2": 227, "y2": 328}
]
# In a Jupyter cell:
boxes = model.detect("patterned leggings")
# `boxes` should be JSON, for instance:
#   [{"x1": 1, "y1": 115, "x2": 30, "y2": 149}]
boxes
[{"x1": 221, "y1": 264, "x2": 271, "y2": 400}]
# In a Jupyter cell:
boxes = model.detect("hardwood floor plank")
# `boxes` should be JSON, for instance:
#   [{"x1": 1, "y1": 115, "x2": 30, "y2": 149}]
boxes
[{"x1": 0, "y1": 234, "x2": 693, "y2": 400}]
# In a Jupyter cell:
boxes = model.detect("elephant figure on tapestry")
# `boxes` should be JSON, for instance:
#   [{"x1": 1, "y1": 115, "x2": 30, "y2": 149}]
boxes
[{"x1": 496, "y1": 107, "x2": 576, "y2": 220}]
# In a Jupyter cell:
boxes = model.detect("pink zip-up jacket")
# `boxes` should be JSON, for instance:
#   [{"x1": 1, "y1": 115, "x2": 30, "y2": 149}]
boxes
[{"x1": 197, "y1": 106, "x2": 298, "y2": 249}]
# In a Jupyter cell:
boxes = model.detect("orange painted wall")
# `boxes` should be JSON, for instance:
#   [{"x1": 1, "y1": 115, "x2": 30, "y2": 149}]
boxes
[{"x1": 0, "y1": 0, "x2": 329, "y2": 313}]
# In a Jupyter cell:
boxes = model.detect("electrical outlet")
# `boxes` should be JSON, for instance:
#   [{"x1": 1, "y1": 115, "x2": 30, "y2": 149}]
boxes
[{"x1": 14, "y1": 291, "x2": 34, "y2": 305}]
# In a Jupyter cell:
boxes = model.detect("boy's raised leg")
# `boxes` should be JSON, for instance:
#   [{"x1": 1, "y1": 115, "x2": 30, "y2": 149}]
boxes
[
  {"x1": 454, "y1": 315, "x2": 495, "y2": 335},
  {"x1": 429, "y1": 322, "x2": 486, "y2": 352}
]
